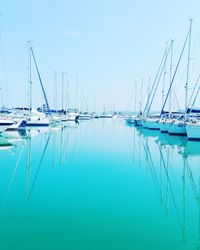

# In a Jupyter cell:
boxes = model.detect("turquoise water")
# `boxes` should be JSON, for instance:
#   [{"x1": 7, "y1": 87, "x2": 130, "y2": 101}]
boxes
[{"x1": 0, "y1": 119, "x2": 199, "y2": 250}]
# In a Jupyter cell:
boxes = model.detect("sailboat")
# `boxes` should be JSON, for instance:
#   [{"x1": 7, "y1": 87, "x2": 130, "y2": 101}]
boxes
[
  {"x1": 26, "y1": 42, "x2": 50, "y2": 127},
  {"x1": 140, "y1": 43, "x2": 172, "y2": 130},
  {"x1": 167, "y1": 20, "x2": 192, "y2": 135}
]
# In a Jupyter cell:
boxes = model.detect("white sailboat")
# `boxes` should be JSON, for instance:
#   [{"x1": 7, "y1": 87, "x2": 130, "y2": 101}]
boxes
[
  {"x1": 77, "y1": 113, "x2": 91, "y2": 120},
  {"x1": 26, "y1": 109, "x2": 50, "y2": 127},
  {"x1": 161, "y1": 20, "x2": 192, "y2": 136},
  {"x1": 141, "y1": 42, "x2": 172, "y2": 131},
  {"x1": 26, "y1": 42, "x2": 50, "y2": 127},
  {"x1": 66, "y1": 110, "x2": 79, "y2": 122}
]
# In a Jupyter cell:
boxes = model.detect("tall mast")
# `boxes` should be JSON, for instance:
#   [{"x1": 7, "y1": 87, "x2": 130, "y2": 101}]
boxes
[
  {"x1": 169, "y1": 40, "x2": 174, "y2": 118},
  {"x1": 139, "y1": 79, "x2": 143, "y2": 114},
  {"x1": 30, "y1": 47, "x2": 50, "y2": 112},
  {"x1": 134, "y1": 81, "x2": 137, "y2": 113},
  {"x1": 61, "y1": 72, "x2": 64, "y2": 110},
  {"x1": 76, "y1": 73, "x2": 79, "y2": 111},
  {"x1": 160, "y1": 30, "x2": 190, "y2": 116},
  {"x1": 94, "y1": 93, "x2": 96, "y2": 114},
  {"x1": 185, "y1": 19, "x2": 192, "y2": 116},
  {"x1": 54, "y1": 71, "x2": 57, "y2": 113},
  {"x1": 147, "y1": 77, "x2": 151, "y2": 107},
  {"x1": 162, "y1": 43, "x2": 168, "y2": 106},
  {"x1": 28, "y1": 41, "x2": 32, "y2": 117},
  {"x1": 67, "y1": 79, "x2": 69, "y2": 110}
]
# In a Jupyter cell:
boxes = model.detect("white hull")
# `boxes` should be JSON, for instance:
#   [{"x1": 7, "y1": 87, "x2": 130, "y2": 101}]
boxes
[
  {"x1": 100, "y1": 114, "x2": 113, "y2": 118},
  {"x1": 6, "y1": 120, "x2": 26, "y2": 131},
  {"x1": 78, "y1": 115, "x2": 91, "y2": 120},
  {"x1": 141, "y1": 120, "x2": 148, "y2": 128},
  {"x1": 66, "y1": 116, "x2": 77, "y2": 121},
  {"x1": 160, "y1": 122, "x2": 171, "y2": 133},
  {"x1": 26, "y1": 116, "x2": 50, "y2": 127},
  {"x1": 146, "y1": 120, "x2": 160, "y2": 130},
  {"x1": 0, "y1": 119, "x2": 14, "y2": 132},
  {"x1": 186, "y1": 124, "x2": 200, "y2": 140},
  {"x1": 168, "y1": 122, "x2": 186, "y2": 135}
]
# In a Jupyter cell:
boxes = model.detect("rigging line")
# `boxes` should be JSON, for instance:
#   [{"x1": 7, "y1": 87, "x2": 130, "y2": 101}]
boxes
[
  {"x1": 184, "y1": 157, "x2": 199, "y2": 208},
  {"x1": 139, "y1": 79, "x2": 144, "y2": 113},
  {"x1": 161, "y1": 30, "x2": 190, "y2": 115},
  {"x1": 124, "y1": 126, "x2": 136, "y2": 165},
  {"x1": 165, "y1": 147, "x2": 170, "y2": 216},
  {"x1": 157, "y1": 141, "x2": 182, "y2": 229},
  {"x1": 78, "y1": 80, "x2": 88, "y2": 112},
  {"x1": 188, "y1": 30, "x2": 200, "y2": 76},
  {"x1": 126, "y1": 83, "x2": 135, "y2": 112},
  {"x1": 2, "y1": 144, "x2": 25, "y2": 206},
  {"x1": 141, "y1": 138, "x2": 160, "y2": 200},
  {"x1": 188, "y1": 71, "x2": 200, "y2": 112},
  {"x1": 30, "y1": 47, "x2": 50, "y2": 112},
  {"x1": 174, "y1": 91, "x2": 181, "y2": 111},
  {"x1": 28, "y1": 133, "x2": 51, "y2": 202},
  {"x1": 162, "y1": 43, "x2": 168, "y2": 107},
  {"x1": 188, "y1": 70, "x2": 200, "y2": 108},
  {"x1": 146, "y1": 43, "x2": 172, "y2": 116},
  {"x1": 63, "y1": 128, "x2": 70, "y2": 163},
  {"x1": 143, "y1": 47, "x2": 168, "y2": 115}
]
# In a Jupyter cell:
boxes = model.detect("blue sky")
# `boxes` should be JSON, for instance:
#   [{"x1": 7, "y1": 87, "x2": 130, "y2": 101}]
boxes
[{"x1": 0, "y1": 0, "x2": 200, "y2": 112}]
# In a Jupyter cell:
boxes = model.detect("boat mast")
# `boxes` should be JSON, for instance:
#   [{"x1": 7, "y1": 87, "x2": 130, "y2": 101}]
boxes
[
  {"x1": 28, "y1": 41, "x2": 32, "y2": 117},
  {"x1": 54, "y1": 71, "x2": 57, "y2": 113},
  {"x1": 67, "y1": 79, "x2": 69, "y2": 110},
  {"x1": 185, "y1": 19, "x2": 192, "y2": 117},
  {"x1": 134, "y1": 81, "x2": 137, "y2": 113},
  {"x1": 76, "y1": 73, "x2": 79, "y2": 112},
  {"x1": 139, "y1": 79, "x2": 143, "y2": 114},
  {"x1": 162, "y1": 43, "x2": 168, "y2": 107},
  {"x1": 61, "y1": 72, "x2": 64, "y2": 111},
  {"x1": 160, "y1": 30, "x2": 190, "y2": 116},
  {"x1": 30, "y1": 47, "x2": 50, "y2": 112},
  {"x1": 168, "y1": 40, "x2": 174, "y2": 118}
]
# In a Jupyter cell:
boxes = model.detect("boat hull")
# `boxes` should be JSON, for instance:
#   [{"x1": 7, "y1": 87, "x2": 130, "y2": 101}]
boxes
[
  {"x1": 26, "y1": 119, "x2": 50, "y2": 127},
  {"x1": 186, "y1": 124, "x2": 200, "y2": 140},
  {"x1": 160, "y1": 122, "x2": 171, "y2": 133},
  {"x1": 146, "y1": 120, "x2": 160, "y2": 130},
  {"x1": 141, "y1": 120, "x2": 148, "y2": 128},
  {"x1": 125, "y1": 117, "x2": 135, "y2": 125},
  {"x1": 168, "y1": 123, "x2": 186, "y2": 136}
]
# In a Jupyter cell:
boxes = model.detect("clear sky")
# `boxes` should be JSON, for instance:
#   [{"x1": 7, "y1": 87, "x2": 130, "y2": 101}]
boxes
[{"x1": 0, "y1": 0, "x2": 200, "y2": 112}]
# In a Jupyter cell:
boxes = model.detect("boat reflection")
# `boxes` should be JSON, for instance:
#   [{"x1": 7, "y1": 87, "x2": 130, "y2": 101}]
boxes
[
  {"x1": 0, "y1": 136, "x2": 13, "y2": 151},
  {"x1": 134, "y1": 125, "x2": 200, "y2": 248},
  {"x1": 0, "y1": 123, "x2": 80, "y2": 207}
]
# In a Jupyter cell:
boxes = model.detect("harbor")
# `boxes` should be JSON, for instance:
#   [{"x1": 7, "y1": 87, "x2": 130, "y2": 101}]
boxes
[{"x1": 2, "y1": 0, "x2": 200, "y2": 249}]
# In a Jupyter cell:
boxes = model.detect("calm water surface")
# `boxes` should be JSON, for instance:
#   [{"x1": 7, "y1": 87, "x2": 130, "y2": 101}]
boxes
[{"x1": 0, "y1": 119, "x2": 199, "y2": 250}]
